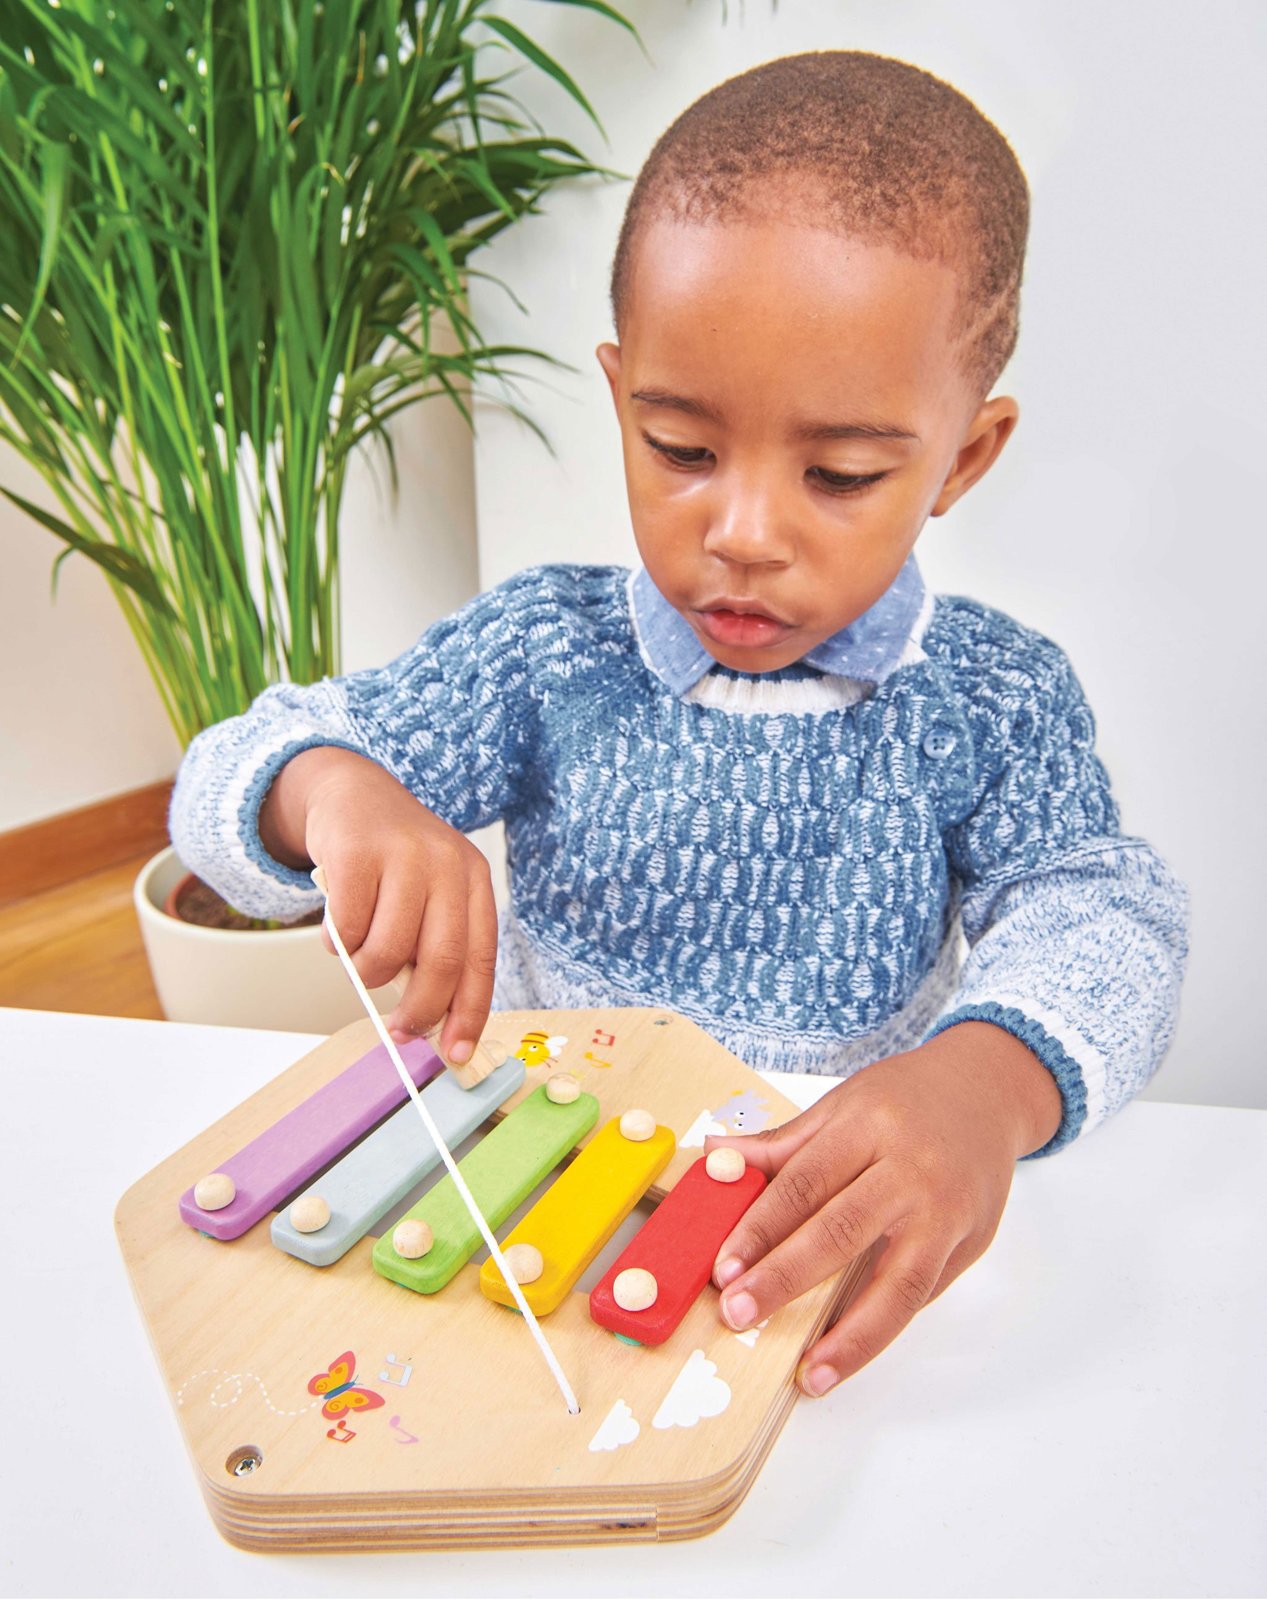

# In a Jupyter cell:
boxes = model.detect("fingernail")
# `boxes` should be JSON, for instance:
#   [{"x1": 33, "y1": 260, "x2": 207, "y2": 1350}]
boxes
[
  {"x1": 388, "y1": 1026, "x2": 413, "y2": 1044},
  {"x1": 721, "y1": 1290, "x2": 757, "y2": 1331},
  {"x1": 448, "y1": 1039, "x2": 473, "y2": 1065},
  {"x1": 714, "y1": 1256, "x2": 744, "y2": 1289},
  {"x1": 801, "y1": 1363, "x2": 839, "y2": 1397}
]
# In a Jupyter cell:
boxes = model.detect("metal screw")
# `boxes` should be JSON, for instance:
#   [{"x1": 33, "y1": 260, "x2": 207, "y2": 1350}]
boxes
[{"x1": 226, "y1": 1447, "x2": 262, "y2": 1478}]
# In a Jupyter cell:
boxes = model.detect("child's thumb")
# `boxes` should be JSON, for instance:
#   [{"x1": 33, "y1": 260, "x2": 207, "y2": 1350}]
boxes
[{"x1": 702, "y1": 1098, "x2": 833, "y2": 1178}]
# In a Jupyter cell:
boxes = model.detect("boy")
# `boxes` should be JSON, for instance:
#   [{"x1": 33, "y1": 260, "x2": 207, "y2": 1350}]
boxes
[{"x1": 171, "y1": 52, "x2": 1189, "y2": 1398}]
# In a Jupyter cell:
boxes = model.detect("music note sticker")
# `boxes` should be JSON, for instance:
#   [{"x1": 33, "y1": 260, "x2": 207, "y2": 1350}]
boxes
[
  {"x1": 590, "y1": 1028, "x2": 615, "y2": 1048},
  {"x1": 583, "y1": 1052, "x2": 612, "y2": 1069},
  {"x1": 326, "y1": 1421, "x2": 356, "y2": 1444},
  {"x1": 389, "y1": 1414, "x2": 419, "y2": 1445},
  {"x1": 378, "y1": 1353, "x2": 413, "y2": 1387}
]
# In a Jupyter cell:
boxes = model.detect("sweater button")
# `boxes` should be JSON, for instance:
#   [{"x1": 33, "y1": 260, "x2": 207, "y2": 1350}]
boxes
[{"x1": 922, "y1": 726, "x2": 957, "y2": 759}]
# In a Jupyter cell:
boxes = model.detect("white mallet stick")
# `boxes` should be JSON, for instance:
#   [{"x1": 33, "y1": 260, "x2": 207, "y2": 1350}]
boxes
[{"x1": 311, "y1": 866, "x2": 580, "y2": 1415}]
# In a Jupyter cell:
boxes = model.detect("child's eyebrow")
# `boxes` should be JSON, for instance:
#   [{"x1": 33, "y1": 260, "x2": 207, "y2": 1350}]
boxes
[{"x1": 630, "y1": 387, "x2": 919, "y2": 444}]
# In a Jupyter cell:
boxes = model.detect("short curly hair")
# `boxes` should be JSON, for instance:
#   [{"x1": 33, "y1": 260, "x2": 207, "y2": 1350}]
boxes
[{"x1": 608, "y1": 51, "x2": 1030, "y2": 398}]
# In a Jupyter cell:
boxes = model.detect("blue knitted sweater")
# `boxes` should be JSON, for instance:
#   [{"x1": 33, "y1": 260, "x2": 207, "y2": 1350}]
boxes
[{"x1": 170, "y1": 563, "x2": 1189, "y2": 1156}]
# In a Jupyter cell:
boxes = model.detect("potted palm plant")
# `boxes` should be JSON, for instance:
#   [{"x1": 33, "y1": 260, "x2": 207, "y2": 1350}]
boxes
[{"x1": 0, "y1": 0, "x2": 635, "y2": 1030}]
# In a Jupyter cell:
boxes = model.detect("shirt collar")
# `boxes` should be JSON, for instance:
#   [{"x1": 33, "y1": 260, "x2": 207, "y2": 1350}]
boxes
[{"x1": 627, "y1": 553, "x2": 929, "y2": 696}]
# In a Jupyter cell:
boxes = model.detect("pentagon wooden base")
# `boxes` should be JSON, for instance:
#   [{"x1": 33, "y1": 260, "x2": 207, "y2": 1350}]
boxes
[{"x1": 116, "y1": 1006, "x2": 864, "y2": 1551}]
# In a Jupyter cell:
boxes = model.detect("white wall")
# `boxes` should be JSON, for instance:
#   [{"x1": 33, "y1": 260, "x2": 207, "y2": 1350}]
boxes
[
  {"x1": 0, "y1": 395, "x2": 480, "y2": 832},
  {"x1": 339, "y1": 396, "x2": 480, "y2": 675},
  {"x1": 0, "y1": 447, "x2": 183, "y2": 831},
  {"x1": 466, "y1": 0, "x2": 1267, "y2": 1110}
]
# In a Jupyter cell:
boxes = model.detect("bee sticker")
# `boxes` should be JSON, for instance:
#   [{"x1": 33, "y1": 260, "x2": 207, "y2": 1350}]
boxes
[{"x1": 514, "y1": 1030, "x2": 568, "y2": 1069}]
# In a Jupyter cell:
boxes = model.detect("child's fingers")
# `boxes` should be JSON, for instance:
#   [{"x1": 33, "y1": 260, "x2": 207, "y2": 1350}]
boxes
[
  {"x1": 346, "y1": 874, "x2": 426, "y2": 989},
  {"x1": 926, "y1": 1231, "x2": 991, "y2": 1304},
  {"x1": 387, "y1": 890, "x2": 469, "y2": 1040},
  {"x1": 318, "y1": 854, "x2": 378, "y2": 959},
  {"x1": 702, "y1": 1093, "x2": 838, "y2": 1180},
  {"x1": 793, "y1": 1231, "x2": 957, "y2": 1396},
  {"x1": 707, "y1": 1110, "x2": 865, "y2": 1288},
  {"x1": 436, "y1": 873, "x2": 500, "y2": 1065},
  {"x1": 714, "y1": 1163, "x2": 900, "y2": 1330}
]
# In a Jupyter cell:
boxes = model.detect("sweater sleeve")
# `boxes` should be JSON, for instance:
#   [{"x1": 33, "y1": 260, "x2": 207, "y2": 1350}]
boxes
[
  {"x1": 169, "y1": 567, "x2": 555, "y2": 921},
  {"x1": 921, "y1": 613, "x2": 1190, "y2": 1156}
]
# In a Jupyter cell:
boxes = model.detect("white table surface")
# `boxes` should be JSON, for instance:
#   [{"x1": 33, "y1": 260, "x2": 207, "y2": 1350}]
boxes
[{"x1": 3, "y1": 1006, "x2": 1264, "y2": 1599}]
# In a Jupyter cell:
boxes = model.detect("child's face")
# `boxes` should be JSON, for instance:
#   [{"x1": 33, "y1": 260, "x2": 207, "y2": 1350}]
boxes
[{"x1": 597, "y1": 210, "x2": 1018, "y2": 674}]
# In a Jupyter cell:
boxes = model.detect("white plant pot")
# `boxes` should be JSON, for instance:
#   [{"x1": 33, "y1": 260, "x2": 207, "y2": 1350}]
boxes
[{"x1": 133, "y1": 846, "x2": 399, "y2": 1034}]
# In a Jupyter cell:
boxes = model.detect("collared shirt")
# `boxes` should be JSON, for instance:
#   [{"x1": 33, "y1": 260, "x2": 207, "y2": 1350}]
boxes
[{"x1": 626, "y1": 552, "x2": 930, "y2": 697}]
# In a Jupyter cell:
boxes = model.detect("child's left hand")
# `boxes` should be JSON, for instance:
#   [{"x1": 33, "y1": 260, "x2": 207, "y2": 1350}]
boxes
[{"x1": 702, "y1": 1020, "x2": 1063, "y2": 1397}]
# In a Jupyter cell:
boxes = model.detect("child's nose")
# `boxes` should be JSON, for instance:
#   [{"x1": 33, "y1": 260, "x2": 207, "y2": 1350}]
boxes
[{"x1": 701, "y1": 483, "x2": 796, "y2": 567}]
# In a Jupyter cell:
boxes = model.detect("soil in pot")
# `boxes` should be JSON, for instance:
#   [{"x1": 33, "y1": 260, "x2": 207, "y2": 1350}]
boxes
[{"x1": 165, "y1": 872, "x2": 324, "y2": 932}]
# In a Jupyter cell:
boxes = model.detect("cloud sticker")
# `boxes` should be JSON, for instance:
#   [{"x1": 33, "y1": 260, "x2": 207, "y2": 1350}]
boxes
[
  {"x1": 680, "y1": 1109, "x2": 726, "y2": 1149},
  {"x1": 588, "y1": 1398, "x2": 640, "y2": 1453},
  {"x1": 652, "y1": 1349, "x2": 732, "y2": 1430}
]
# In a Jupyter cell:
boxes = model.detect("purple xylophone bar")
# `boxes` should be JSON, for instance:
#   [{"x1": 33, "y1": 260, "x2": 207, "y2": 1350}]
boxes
[{"x1": 178, "y1": 1036, "x2": 444, "y2": 1240}]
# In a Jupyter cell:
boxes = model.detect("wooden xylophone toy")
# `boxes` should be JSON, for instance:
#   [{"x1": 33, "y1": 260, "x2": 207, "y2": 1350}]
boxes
[{"x1": 116, "y1": 1007, "x2": 866, "y2": 1551}]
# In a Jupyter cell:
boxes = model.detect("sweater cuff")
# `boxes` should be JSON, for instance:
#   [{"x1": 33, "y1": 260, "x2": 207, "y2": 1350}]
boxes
[
  {"x1": 922, "y1": 999, "x2": 1092, "y2": 1157},
  {"x1": 238, "y1": 735, "x2": 366, "y2": 893}
]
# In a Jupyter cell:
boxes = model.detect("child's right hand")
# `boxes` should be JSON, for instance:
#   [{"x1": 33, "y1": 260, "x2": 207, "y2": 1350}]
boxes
[{"x1": 259, "y1": 746, "x2": 499, "y2": 1065}]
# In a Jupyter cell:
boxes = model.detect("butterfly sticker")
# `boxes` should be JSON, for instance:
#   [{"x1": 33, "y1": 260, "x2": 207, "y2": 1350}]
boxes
[{"x1": 308, "y1": 1352, "x2": 385, "y2": 1421}]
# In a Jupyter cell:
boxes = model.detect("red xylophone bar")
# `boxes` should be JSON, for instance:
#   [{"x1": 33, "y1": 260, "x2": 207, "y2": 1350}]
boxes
[{"x1": 589, "y1": 1156, "x2": 766, "y2": 1345}]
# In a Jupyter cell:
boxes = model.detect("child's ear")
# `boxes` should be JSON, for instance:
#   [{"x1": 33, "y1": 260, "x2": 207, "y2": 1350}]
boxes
[
  {"x1": 930, "y1": 395, "x2": 1019, "y2": 516},
  {"x1": 595, "y1": 341, "x2": 622, "y2": 408}
]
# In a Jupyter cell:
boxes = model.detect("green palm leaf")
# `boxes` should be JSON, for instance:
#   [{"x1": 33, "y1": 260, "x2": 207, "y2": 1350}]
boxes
[{"x1": 0, "y1": 0, "x2": 640, "y2": 744}]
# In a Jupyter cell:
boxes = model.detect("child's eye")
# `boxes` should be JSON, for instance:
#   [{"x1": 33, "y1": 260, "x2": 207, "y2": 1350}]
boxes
[
  {"x1": 642, "y1": 432, "x2": 711, "y2": 468},
  {"x1": 641, "y1": 432, "x2": 887, "y2": 496},
  {"x1": 810, "y1": 466, "x2": 890, "y2": 496}
]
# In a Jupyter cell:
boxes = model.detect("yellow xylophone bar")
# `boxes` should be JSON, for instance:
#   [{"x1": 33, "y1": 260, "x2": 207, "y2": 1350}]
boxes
[{"x1": 480, "y1": 1117, "x2": 675, "y2": 1315}]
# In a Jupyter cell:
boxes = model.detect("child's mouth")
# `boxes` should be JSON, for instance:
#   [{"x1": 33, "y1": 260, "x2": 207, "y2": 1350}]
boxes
[{"x1": 694, "y1": 607, "x2": 794, "y2": 649}]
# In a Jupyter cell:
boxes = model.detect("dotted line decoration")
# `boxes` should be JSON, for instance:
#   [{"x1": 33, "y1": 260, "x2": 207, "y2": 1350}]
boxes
[{"x1": 176, "y1": 1368, "x2": 323, "y2": 1419}]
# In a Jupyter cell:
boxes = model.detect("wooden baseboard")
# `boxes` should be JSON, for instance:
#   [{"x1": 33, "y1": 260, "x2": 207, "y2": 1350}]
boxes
[{"x1": 0, "y1": 779, "x2": 174, "y2": 907}]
